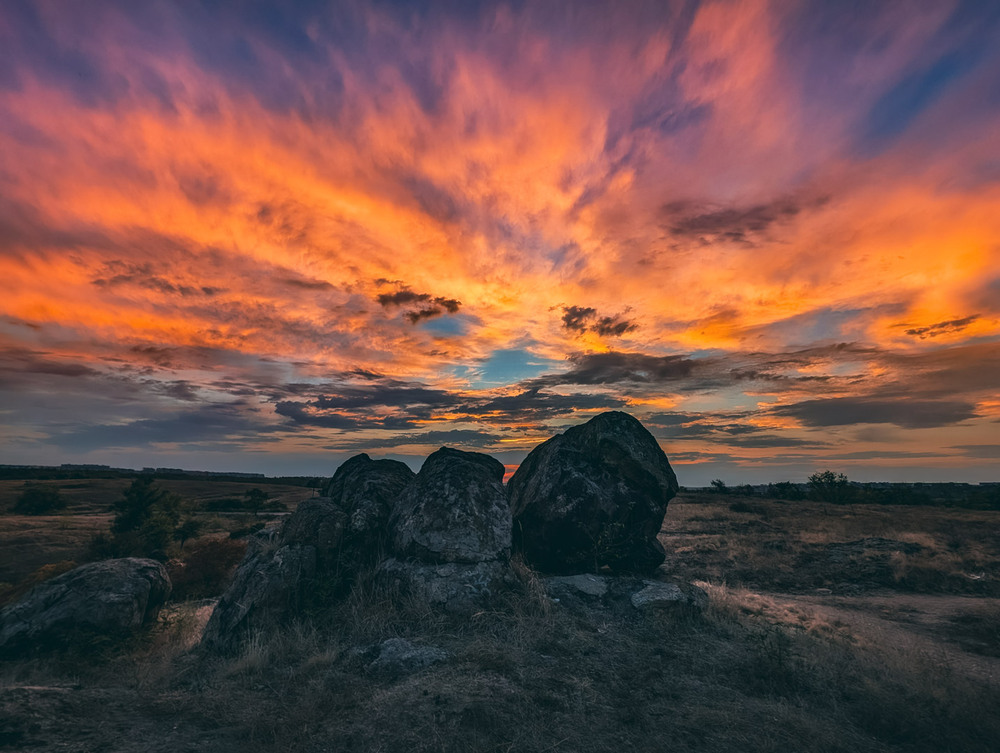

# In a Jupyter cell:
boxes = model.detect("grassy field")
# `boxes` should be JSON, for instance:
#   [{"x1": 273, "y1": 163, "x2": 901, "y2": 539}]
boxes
[
  {"x1": 0, "y1": 477, "x2": 316, "y2": 591},
  {"x1": 1, "y1": 490, "x2": 998, "y2": 752},
  {"x1": 661, "y1": 491, "x2": 1000, "y2": 596}
]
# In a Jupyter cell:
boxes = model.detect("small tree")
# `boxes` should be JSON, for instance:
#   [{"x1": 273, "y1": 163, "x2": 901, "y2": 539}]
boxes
[
  {"x1": 710, "y1": 479, "x2": 728, "y2": 494},
  {"x1": 808, "y1": 470, "x2": 852, "y2": 505},
  {"x1": 244, "y1": 488, "x2": 269, "y2": 516},
  {"x1": 13, "y1": 483, "x2": 66, "y2": 515},
  {"x1": 105, "y1": 477, "x2": 183, "y2": 559},
  {"x1": 173, "y1": 517, "x2": 205, "y2": 551}
]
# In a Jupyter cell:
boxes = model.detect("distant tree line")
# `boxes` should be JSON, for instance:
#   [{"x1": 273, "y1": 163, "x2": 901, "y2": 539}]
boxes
[
  {"x1": 0, "y1": 465, "x2": 325, "y2": 487},
  {"x1": 707, "y1": 472, "x2": 1000, "y2": 510}
]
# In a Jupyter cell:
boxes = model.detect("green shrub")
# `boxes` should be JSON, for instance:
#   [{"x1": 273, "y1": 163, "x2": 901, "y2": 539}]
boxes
[{"x1": 13, "y1": 482, "x2": 67, "y2": 514}]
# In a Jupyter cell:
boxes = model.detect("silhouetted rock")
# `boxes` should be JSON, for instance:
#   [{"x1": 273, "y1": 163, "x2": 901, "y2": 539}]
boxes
[
  {"x1": 508, "y1": 411, "x2": 678, "y2": 574},
  {"x1": 392, "y1": 447, "x2": 511, "y2": 564},
  {"x1": 325, "y1": 453, "x2": 417, "y2": 565},
  {"x1": 202, "y1": 455, "x2": 414, "y2": 653},
  {"x1": 0, "y1": 558, "x2": 170, "y2": 655}
]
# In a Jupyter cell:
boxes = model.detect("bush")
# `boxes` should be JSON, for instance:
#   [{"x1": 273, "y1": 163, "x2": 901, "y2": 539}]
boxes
[
  {"x1": 766, "y1": 481, "x2": 806, "y2": 501},
  {"x1": 13, "y1": 483, "x2": 67, "y2": 515},
  {"x1": 808, "y1": 470, "x2": 852, "y2": 505}
]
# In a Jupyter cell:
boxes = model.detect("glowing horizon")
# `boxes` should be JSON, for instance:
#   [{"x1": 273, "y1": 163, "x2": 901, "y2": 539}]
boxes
[{"x1": 2, "y1": 0, "x2": 998, "y2": 485}]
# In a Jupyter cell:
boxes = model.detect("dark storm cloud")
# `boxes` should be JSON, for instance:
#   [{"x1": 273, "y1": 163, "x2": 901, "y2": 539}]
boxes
[
  {"x1": 92, "y1": 268, "x2": 221, "y2": 298},
  {"x1": 327, "y1": 428, "x2": 503, "y2": 451},
  {"x1": 643, "y1": 410, "x2": 829, "y2": 449},
  {"x1": 51, "y1": 401, "x2": 282, "y2": 451},
  {"x1": 459, "y1": 388, "x2": 625, "y2": 423},
  {"x1": 561, "y1": 306, "x2": 597, "y2": 332},
  {"x1": 950, "y1": 445, "x2": 1000, "y2": 459},
  {"x1": 376, "y1": 286, "x2": 461, "y2": 324},
  {"x1": 310, "y1": 384, "x2": 457, "y2": 409},
  {"x1": 901, "y1": 314, "x2": 979, "y2": 339},
  {"x1": 771, "y1": 397, "x2": 978, "y2": 429},
  {"x1": 274, "y1": 401, "x2": 417, "y2": 430},
  {"x1": 279, "y1": 276, "x2": 335, "y2": 291},
  {"x1": 529, "y1": 351, "x2": 697, "y2": 387},
  {"x1": 156, "y1": 380, "x2": 200, "y2": 402},
  {"x1": 272, "y1": 380, "x2": 625, "y2": 431},
  {"x1": 0, "y1": 348, "x2": 99, "y2": 380},
  {"x1": 560, "y1": 306, "x2": 637, "y2": 338},
  {"x1": 663, "y1": 197, "x2": 803, "y2": 245}
]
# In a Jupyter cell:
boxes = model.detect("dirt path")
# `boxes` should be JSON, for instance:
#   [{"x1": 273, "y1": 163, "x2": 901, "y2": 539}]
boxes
[{"x1": 771, "y1": 592, "x2": 1000, "y2": 685}]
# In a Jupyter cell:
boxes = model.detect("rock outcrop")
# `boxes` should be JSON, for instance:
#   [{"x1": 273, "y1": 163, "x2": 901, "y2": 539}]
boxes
[
  {"x1": 0, "y1": 558, "x2": 171, "y2": 655},
  {"x1": 202, "y1": 455, "x2": 414, "y2": 653},
  {"x1": 203, "y1": 414, "x2": 688, "y2": 650},
  {"x1": 379, "y1": 448, "x2": 514, "y2": 611},
  {"x1": 508, "y1": 411, "x2": 678, "y2": 574}
]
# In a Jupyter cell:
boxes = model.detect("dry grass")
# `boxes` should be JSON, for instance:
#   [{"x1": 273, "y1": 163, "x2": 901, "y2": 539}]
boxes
[
  {"x1": 4, "y1": 569, "x2": 1000, "y2": 752},
  {"x1": 3, "y1": 491, "x2": 1000, "y2": 751},
  {"x1": 660, "y1": 492, "x2": 1000, "y2": 595}
]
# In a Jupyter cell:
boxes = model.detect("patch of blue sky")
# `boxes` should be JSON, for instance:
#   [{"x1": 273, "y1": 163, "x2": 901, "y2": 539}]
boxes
[
  {"x1": 470, "y1": 348, "x2": 561, "y2": 389},
  {"x1": 420, "y1": 313, "x2": 472, "y2": 336},
  {"x1": 858, "y1": 48, "x2": 985, "y2": 156}
]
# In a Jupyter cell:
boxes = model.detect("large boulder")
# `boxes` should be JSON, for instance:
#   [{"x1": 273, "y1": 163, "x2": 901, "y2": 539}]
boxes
[
  {"x1": 324, "y1": 453, "x2": 416, "y2": 564},
  {"x1": 0, "y1": 558, "x2": 171, "y2": 655},
  {"x1": 202, "y1": 455, "x2": 414, "y2": 653},
  {"x1": 381, "y1": 447, "x2": 513, "y2": 611},
  {"x1": 392, "y1": 447, "x2": 511, "y2": 564},
  {"x1": 508, "y1": 411, "x2": 678, "y2": 574}
]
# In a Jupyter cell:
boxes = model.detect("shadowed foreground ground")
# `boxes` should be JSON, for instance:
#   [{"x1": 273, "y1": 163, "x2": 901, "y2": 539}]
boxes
[{"x1": 2, "y1": 492, "x2": 998, "y2": 752}]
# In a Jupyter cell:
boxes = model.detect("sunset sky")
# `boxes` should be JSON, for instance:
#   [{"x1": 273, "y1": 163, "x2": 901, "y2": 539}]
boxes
[{"x1": 1, "y1": 0, "x2": 998, "y2": 485}]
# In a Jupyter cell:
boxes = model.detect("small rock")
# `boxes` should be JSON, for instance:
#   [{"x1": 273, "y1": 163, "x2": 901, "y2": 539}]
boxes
[
  {"x1": 544, "y1": 574, "x2": 610, "y2": 599},
  {"x1": 366, "y1": 638, "x2": 450, "y2": 677},
  {"x1": 630, "y1": 581, "x2": 708, "y2": 611}
]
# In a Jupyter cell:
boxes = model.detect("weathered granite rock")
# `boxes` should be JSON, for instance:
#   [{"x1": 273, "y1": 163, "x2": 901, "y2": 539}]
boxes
[
  {"x1": 0, "y1": 558, "x2": 170, "y2": 654},
  {"x1": 200, "y1": 544, "x2": 317, "y2": 654},
  {"x1": 281, "y1": 498, "x2": 349, "y2": 566},
  {"x1": 542, "y1": 573, "x2": 707, "y2": 614},
  {"x1": 392, "y1": 447, "x2": 511, "y2": 564},
  {"x1": 350, "y1": 638, "x2": 451, "y2": 678},
  {"x1": 325, "y1": 453, "x2": 416, "y2": 564},
  {"x1": 508, "y1": 411, "x2": 678, "y2": 574},
  {"x1": 543, "y1": 573, "x2": 610, "y2": 599},
  {"x1": 377, "y1": 558, "x2": 515, "y2": 613},
  {"x1": 202, "y1": 455, "x2": 414, "y2": 653},
  {"x1": 630, "y1": 581, "x2": 708, "y2": 610}
]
